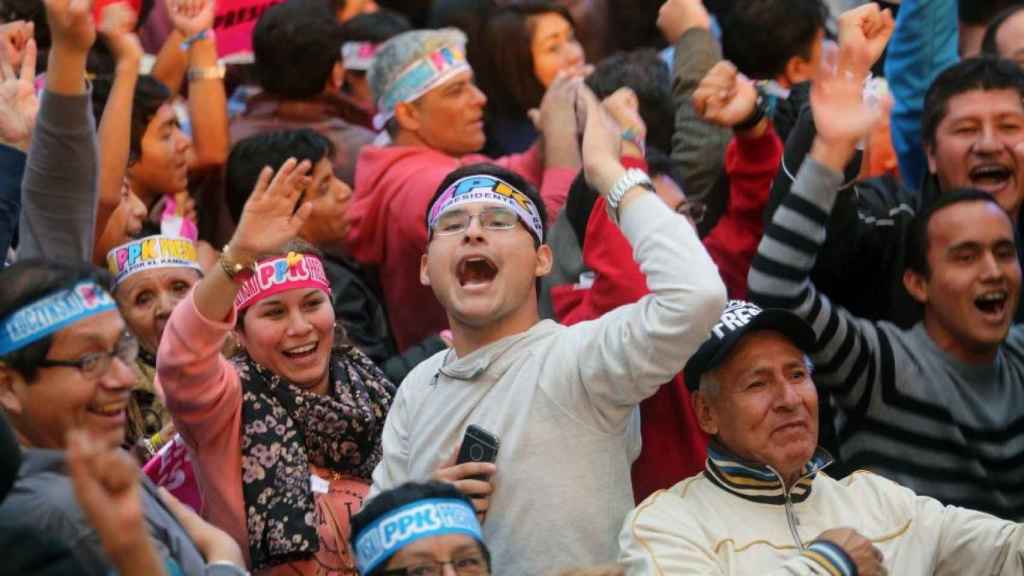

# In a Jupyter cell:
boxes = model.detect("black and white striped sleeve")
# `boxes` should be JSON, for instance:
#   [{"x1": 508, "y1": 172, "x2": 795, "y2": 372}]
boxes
[{"x1": 747, "y1": 157, "x2": 888, "y2": 410}]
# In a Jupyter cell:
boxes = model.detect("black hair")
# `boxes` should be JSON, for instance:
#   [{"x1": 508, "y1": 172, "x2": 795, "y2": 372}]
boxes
[
  {"x1": 961, "y1": 0, "x2": 1024, "y2": 25},
  {"x1": 91, "y1": 75, "x2": 172, "y2": 164},
  {"x1": 564, "y1": 146, "x2": 681, "y2": 251},
  {"x1": 252, "y1": 0, "x2": 345, "y2": 99},
  {"x1": 0, "y1": 260, "x2": 112, "y2": 382},
  {"x1": 981, "y1": 4, "x2": 1024, "y2": 56},
  {"x1": 905, "y1": 189, "x2": 1009, "y2": 278},
  {"x1": 350, "y1": 481, "x2": 490, "y2": 576},
  {"x1": 428, "y1": 0, "x2": 497, "y2": 92},
  {"x1": 339, "y1": 8, "x2": 412, "y2": 43},
  {"x1": 480, "y1": 1, "x2": 576, "y2": 116},
  {"x1": 922, "y1": 56, "x2": 1024, "y2": 150},
  {"x1": 585, "y1": 49, "x2": 673, "y2": 153},
  {"x1": 225, "y1": 129, "x2": 335, "y2": 224},
  {"x1": 426, "y1": 163, "x2": 549, "y2": 247},
  {"x1": 721, "y1": 0, "x2": 827, "y2": 80}
]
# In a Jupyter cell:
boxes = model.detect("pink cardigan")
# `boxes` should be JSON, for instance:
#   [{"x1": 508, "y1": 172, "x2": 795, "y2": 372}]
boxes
[{"x1": 156, "y1": 291, "x2": 367, "y2": 573}]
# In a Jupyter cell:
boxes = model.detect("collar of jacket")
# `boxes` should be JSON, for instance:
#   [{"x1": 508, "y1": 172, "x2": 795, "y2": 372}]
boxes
[{"x1": 703, "y1": 439, "x2": 833, "y2": 505}]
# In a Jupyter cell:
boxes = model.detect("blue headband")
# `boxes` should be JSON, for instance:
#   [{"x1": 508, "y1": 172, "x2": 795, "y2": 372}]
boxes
[
  {"x1": 427, "y1": 175, "x2": 544, "y2": 242},
  {"x1": 354, "y1": 498, "x2": 484, "y2": 575},
  {"x1": 0, "y1": 282, "x2": 116, "y2": 357}
]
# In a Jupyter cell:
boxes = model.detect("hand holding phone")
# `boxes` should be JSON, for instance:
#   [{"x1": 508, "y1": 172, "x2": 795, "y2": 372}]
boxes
[{"x1": 433, "y1": 425, "x2": 500, "y2": 521}]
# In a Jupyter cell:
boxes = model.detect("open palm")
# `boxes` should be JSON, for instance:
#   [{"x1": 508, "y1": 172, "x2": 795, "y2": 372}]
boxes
[
  {"x1": 231, "y1": 158, "x2": 313, "y2": 258},
  {"x1": 0, "y1": 39, "x2": 38, "y2": 150},
  {"x1": 810, "y1": 66, "x2": 889, "y2": 147}
]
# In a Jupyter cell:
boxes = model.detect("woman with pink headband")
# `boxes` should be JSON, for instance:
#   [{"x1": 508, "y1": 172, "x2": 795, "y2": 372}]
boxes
[{"x1": 156, "y1": 158, "x2": 395, "y2": 575}]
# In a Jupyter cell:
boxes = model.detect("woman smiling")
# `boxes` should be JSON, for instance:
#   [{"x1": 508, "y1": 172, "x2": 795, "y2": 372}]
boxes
[{"x1": 156, "y1": 159, "x2": 395, "y2": 575}]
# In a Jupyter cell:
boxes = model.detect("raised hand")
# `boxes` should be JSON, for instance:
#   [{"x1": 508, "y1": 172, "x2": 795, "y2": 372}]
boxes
[
  {"x1": 168, "y1": 0, "x2": 215, "y2": 39},
  {"x1": 0, "y1": 35, "x2": 38, "y2": 151},
  {"x1": 66, "y1": 430, "x2": 165, "y2": 574},
  {"x1": 693, "y1": 61, "x2": 759, "y2": 129},
  {"x1": 601, "y1": 87, "x2": 646, "y2": 156},
  {"x1": 228, "y1": 158, "x2": 313, "y2": 261},
  {"x1": 811, "y1": 61, "x2": 891, "y2": 149},
  {"x1": 578, "y1": 85, "x2": 627, "y2": 196},
  {"x1": 657, "y1": 0, "x2": 711, "y2": 45},
  {"x1": 837, "y1": 3, "x2": 895, "y2": 78},
  {"x1": 44, "y1": 0, "x2": 96, "y2": 53},
  {"x1": 99, "y1": 2, "x2": 142, "y2": 67},
  {"x1": 0, "y1": 21, "x2": 34, "y2": 68}
]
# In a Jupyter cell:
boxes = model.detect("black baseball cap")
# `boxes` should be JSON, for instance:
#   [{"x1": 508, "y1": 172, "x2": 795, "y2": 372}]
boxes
[{"x1": 684, "y1": 300, "x2": 817, "y2": 391}]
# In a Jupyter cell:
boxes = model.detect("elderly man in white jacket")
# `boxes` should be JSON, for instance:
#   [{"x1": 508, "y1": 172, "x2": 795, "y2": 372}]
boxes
[{"x1": 620, "y1": 300, "x2": 1024, "y2": 576}]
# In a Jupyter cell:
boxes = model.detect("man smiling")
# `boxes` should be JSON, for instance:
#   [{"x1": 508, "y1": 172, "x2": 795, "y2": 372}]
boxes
[
  {"x1": 620, "y1": 301, "x2": 1024, "y2": 575},
  {"x1": 369, "y1": 89, "x2": 727, "y2": 573},
  {"x1": 750, "y1": 59, "x2": 1024, "y2": 519}
]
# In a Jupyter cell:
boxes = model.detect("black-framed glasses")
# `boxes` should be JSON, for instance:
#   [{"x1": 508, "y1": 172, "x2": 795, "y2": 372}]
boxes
[
  {"x1": 37, "y1": 332, "x2": 139, "y2": 379},
  {"x1": 432, "y1": 207, "x2": 519, "y2": 237},
  {"x1": 381, "y1": 553, "x2": 489, "y2": 576},
  {"x1": 674, "y1": 199, "x2": 706, "y2": 224}
]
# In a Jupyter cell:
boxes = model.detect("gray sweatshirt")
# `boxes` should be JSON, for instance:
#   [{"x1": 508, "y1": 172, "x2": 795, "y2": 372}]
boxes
[
  {"x1": 17, "y1": 90, "x2": 98, "y2": 262},
  {"x1": 370, "y1": 193, "x2": 727, "y2": 574},
  {"x1": 749, "y1": 158, "x2": 1024, "y2": 520}
]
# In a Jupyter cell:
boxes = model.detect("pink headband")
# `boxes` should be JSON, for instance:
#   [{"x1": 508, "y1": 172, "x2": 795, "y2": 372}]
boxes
[{"x1": 235, "y1": 252, "x2": 331, "y2": 311}]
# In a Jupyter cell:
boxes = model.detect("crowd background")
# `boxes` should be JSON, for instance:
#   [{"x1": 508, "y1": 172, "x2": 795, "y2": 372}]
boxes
[{"x1": 2, "y1": 0, "x2": 1024, "y2": 574}]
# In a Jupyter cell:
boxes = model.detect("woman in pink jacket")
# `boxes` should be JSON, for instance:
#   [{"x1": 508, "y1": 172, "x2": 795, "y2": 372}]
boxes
[{"x1": 157, "y1": 158, "x2": 395, "y2": 575}]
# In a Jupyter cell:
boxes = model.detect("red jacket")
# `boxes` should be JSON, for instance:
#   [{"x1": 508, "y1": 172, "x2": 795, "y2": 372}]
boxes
[
  {"x1": 551, "y1": 127, "x2": 781, "y2": 502},
  {"x1": 345, "y1": 143, "x2": 576, "y2": 353}
]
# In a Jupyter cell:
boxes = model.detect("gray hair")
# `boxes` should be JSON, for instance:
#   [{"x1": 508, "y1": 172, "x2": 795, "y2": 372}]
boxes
[
  {"x1": 367, "y1": 28, "x2": 469, "y2": 105},
  {"x1": 698, "y1": 354, "x2": 815, "y2": 400}
]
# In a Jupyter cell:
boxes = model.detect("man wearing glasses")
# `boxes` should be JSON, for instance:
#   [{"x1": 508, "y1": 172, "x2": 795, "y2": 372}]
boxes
[
  {"x1": 0, "y1": 262, "x2": 211, "y2": 574},
  {"x1": 370, "y1": 89, "x2": 727, "y2": 574}
]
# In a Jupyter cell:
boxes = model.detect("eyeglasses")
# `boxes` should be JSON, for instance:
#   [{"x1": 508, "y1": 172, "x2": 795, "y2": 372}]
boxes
[
  {"x1": 37, "y1": 333, "x2": 139, "y2": 379},
  {"x1": 674, "y1": 199, "x2": 706, "y2": 224},
  {"x1": 432, "y1": 207, "x2": 519, "y2": 237},
  {"x1": 381, "y1": 553, "x2": 489, "y2": 576}
]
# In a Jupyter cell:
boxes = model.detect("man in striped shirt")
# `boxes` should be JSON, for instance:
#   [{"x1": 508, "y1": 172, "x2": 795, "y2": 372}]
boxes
[{"x1": 749, "y1": 53, "x2": 1024, "y2": 519}]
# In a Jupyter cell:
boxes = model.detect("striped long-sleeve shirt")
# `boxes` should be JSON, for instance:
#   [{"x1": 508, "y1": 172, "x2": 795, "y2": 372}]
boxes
[{"x1": 749, "y1": 157, "x2": 1024, "y2": 520}]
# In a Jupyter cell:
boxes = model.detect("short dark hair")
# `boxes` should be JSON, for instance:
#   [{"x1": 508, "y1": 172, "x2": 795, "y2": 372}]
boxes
[
  {"x1": 922, "y1": 56, "x2": 1024, "y2": 150},
  {"x1": 480, "y1": 1, "x2": 575, "y2": 116},
  {"x1": 961, "y1": 0, "x2": 1024, "y2": 25},
  {"x1": 91, "y1": 75, "x2": 172, "y2": 164},
  {"x1": 905, "y1": 189, "x2": 1008, "y2": 278},
  {"x1": 253, "y1": 0, "x2": 345, "y2": 99},
  {"x1": 426, "y1": 163, "x2": 549, "y2": 247},
  {"x1": 981, "y1": 4, "x2": 1024, "y2": 56},
  {"x1": 0, "y1": 260, "x2": 112, "y2": 382},
  {"x1": 721, "y1": 0, "x2": 827, "y2": 80},
  {"x1": 225, "y1": 129, "x2": 335, "y2": 224},
  {"x1": 350, "y1": 481, "x2": 490, "y2": 576},
  {"x1": 585, "y1": 49, "x2": 673, "y2": 153},
  {"x1": 339, "y1": 8, "x2": 412, "y2": 43}
]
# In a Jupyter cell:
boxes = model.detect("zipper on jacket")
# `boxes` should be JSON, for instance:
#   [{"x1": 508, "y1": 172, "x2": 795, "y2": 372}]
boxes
[{"x1": 783, "y1": 491, "x2": 804, "y2": 550}]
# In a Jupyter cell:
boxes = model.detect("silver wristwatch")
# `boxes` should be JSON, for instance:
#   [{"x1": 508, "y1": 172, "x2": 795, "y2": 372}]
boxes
[{"x1": 606, "y1": 168, "x2": 655, "y2": 219}]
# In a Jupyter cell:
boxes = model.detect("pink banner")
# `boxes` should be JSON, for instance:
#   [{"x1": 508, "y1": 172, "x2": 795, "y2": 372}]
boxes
[
  {"x1": 213, "y1": 0, "x2": 282, "y2": 59},
  {"x1": 143, "y1": 434, "x2": 204, "y2": 513}
]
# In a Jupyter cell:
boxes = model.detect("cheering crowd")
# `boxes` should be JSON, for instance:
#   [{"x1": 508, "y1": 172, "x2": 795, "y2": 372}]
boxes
[{"x1": 2, "y1": 0, "x2": 1024, "y2": 574}]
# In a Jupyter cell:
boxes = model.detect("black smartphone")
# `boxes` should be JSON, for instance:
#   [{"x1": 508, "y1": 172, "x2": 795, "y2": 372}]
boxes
[{"x1": 455, "y1": 425, "x2": 500, "y2": 480}]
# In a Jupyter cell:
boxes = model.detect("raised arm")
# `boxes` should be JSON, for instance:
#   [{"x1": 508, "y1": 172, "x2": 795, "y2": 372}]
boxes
[
  {"x1": 557, "y1": 85, "x2": 726, "y2": 425},
  {"x1": 883, "y1": 0, "x2": 958, "y2": 189},
  {"x1": 748, "y1": 58, "x2": 892, "y2": 404},
  {"x1": 658, "y1": 0, "x2": 731, "y2": 214},
  {"x1": 0, "y1": 25, "x2": 35, "y2": 257},
  {"x1": 158, "y1": 160, "x2": 313, "y2": 442},
  {"x1": 17, "y1": 0, "x2": 99, "y2": 262},
  {"x1": 174, "y1": 0, "x2": 228, "y2": 169},
  {"x1": 94, "y1": 3, "x2": 143, "y2": 248}
]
